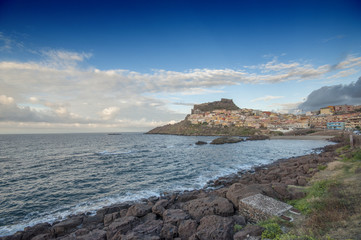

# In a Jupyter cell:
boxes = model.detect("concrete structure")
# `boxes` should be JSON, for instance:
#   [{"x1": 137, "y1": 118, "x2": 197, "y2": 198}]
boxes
[
  {"x1": 327, "y1": 122, "x2": 346, "y2": 130},
  {"x1": 239, "y1": 194, "x2": 293, "y2": 222}
]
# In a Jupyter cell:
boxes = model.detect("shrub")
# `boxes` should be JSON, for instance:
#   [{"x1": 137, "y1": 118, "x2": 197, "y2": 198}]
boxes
[{"x1": 261, "y1": 222, "x2": 282, "y2": 239}]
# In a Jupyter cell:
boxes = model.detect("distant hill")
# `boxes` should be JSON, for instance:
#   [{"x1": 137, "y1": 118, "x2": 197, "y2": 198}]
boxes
[
  {"x1": 146, "y1": 99, "x2": 259, "y2": 136},
  {"x1": 191, "y1": 98, "x2": 239, "y2": 113}
]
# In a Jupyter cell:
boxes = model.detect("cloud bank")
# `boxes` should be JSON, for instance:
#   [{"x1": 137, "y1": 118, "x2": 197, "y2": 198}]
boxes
[
  {"x1": 298, "y1": 77, "x2": 361, "y2": 111},
  {"x1": 1, "y1": 48, "x2": 361, "y2": 132}
]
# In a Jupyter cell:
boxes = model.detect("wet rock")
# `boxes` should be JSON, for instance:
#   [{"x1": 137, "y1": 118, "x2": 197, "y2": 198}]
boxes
[
  {"x1": 195, "y1": 141, "x2": 207, "y2": 145},
  {"x1": 211, "y1": 137, "x2": 244, "y2": 145},
  {"x1": 97, "y1": 203, "x2": 130, "y2": 217},
  {"x1": 160, "y1": 223, "x2": 178, "y2": 240},
  {"x1": 126, "y1": 204, "x2": 152, "y2": 217},
  {"x1": 104, "y1": 212, "x2": 120, "y2": 227},
  {"x1": 233, "y1": 225, "x2": 264, "y2": 240},
  {"x1": 177, "y1": 190, "x2": 203, "y2": 202},
  {"x1": 21, "y1": 223, "x2": 51, "y2": 240},
  {"x1": 163, "y1": 209, "x2": 189, "y2": 225},
  {"x1": 76, "y1": 229, "x2": 106, "y2": 240},
  {"x1": 52, "y1": 216, "x2": 83, "y2": 237},
  {"x1": 183, "y1": 196, "x2": 234, "y2": 221},
  {"x1": 196, "y1": 215, "x2": 234, "y2": 240},
  {"x1": 152, "y1": 199, "x2": 169, "y2": 216},
  {"x1": 178, "y1": 219, "x2": 198, "y2": 240}
]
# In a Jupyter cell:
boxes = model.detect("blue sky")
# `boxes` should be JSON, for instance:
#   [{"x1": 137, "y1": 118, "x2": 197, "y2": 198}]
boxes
[{"x1": 1, "y1": 0, "x2": 361, "y2": 133}]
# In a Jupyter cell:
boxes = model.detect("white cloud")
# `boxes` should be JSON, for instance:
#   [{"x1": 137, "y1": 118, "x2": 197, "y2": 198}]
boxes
[
  {"x1": 327, "y1": 68, "x2": 359, "y2": 79},
  {"x1": 1, "y1": 48, "x2": 361, "y2": 132},
  {"x1": 251, "y1": 95, "x2": 284, "y2": 102},
  {"x1": 101, "y1": 107, "x2": 120, "y2": 120},
  {"x1": 0, "y1": 95, "x2": 14, "y2": 105}
]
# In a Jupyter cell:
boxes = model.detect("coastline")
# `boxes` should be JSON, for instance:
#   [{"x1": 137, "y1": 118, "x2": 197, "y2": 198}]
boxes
[
  {"x1": 270, "y1": 135, "x2": 334, "y2": 140},
  {"x1": 1, "y1": 134, "x2": 351, "y2": 240}
]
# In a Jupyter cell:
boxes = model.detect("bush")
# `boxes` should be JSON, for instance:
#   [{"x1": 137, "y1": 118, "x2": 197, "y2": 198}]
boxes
[{"x1": 261, "y1": 222, "x2": 282, "y2": 239}]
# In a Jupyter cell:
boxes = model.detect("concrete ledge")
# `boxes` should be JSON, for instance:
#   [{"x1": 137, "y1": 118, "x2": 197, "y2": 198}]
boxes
[{"x1": 239, "y1": 194, "x2": 293, "y2": 222}]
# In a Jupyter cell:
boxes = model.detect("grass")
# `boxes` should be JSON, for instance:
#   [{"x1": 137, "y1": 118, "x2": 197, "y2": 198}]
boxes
[{"x1": 257, "y1": 146, "x2": 361, "y2": 239}]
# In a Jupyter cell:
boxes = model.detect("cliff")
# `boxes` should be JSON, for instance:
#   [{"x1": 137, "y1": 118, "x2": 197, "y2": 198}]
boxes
[
  {"x1": 191, "y1": 98, "x2": 239, "y2": 114},
  {"x1": 146, "y1": 119, "x2": 259, "y2": 136}
]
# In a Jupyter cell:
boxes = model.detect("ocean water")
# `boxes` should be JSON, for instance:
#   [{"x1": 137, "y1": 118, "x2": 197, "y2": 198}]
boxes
[{"x1": 0, "y1": 133, "x2": 332, "y2": 236}]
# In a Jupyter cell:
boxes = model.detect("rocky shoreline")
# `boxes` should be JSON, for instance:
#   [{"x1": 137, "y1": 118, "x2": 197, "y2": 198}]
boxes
[{"x1": 1, "y1": 135, "x2": 348, "y2": 240}]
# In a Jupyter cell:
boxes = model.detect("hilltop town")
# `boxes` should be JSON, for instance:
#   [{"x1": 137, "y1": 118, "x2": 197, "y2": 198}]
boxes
[{"x1": 148, "y1": 99, "x2": 361, "y2": 135}]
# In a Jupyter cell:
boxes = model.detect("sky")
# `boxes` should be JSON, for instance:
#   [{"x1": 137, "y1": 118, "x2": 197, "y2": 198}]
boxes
[{"x1": 1, "y1": 0, "x2": 361, "y2": 133}]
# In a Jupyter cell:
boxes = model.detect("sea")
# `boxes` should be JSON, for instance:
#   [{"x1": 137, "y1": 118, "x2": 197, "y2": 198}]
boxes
[{"x1": 0, "y1": 133, "x2": 333, "y2": 236}]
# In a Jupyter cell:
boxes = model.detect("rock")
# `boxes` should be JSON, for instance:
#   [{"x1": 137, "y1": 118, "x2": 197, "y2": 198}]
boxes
[
  {"x1": 106, "y1": 216, "x2": 140, "y2": 239},
  {"x1": 226, "y1": 183, "x2": 260, "y2": 207},
  {"x1": 52, "y1": 216, "x2": 83, "y2": 237},
  {"x1": 233, "y1": 225, "x2": 264, "y2": 240},
  {"x1": 183, "y1": 196, "x2": 234, "y2": 221},
  {"x1": 211, "y1": 137, "x2": 244, "y2": 145},
  {"x1": 152, "y1": 199, "x2": 169, "y2": 216},
  {"x1": 76, "y1": 229, "x2": 106, "y2": 240},
  {"x1": 226, "y1": 183, "x2": 288, "y2": 208},
  {"x1": 163, "y1": 209, "x2": 189, "y2": 225},
  {"x1": 141, "y1": 213, "x2": 157, "y2": 222},
  {"x1": 21, "y1": 223, "x2": 51, "y2": 240},
  {"x1": 271, "y1": 183, "x2": 291, "y2": 200},
  {"x1": 178, "y1": 219, "x2": 198, "y2": 240},
  {"x1": 232, "y1": 215, "x2": 246, "y2": 226},
  {"x1": 160, "y1": 223, "x2": 178, "y2": 240},
  {"x1": 195, "y1": 141, "x2": 207, "y2": 145},
  {"x1": 120, "y1": 232, "x2": 161, "y2": 240},
  {"x1": 74, "y1": 228, "x2": 89, "y2": 236},
  {"x1": 177, "y1": 190, "x2": 203, "y2": 203},
  {"x1": 196, "y1": 215, "x2": 234, "y2": 240},
  {"x1": 29, "y1": 233, "x2": 52, "y2": 240},
  {"x1": 132, "y1": 220, "x2": 163, "y2": 236},
  {"x1": 97, "y1": 203, "x2": 130, "y2": 217},
  {"x1": 297, "y1": 177, "x2": 307, "y2": 186},
  {"x1": 126, "y1": 204, "x2": 152, "y2": 217},
  {"x1": 104, "y1": 212, "x2": 120, "y2": 226}
]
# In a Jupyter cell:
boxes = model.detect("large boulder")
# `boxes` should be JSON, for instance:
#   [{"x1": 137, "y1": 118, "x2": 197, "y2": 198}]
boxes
[
  {"x1": 52, "y1": 216, "x2": 83, "y2": 237},
  {"x1": 152, "y1": 199, "x2": 169, "y2": 216},
  {"x1": 196, "y1": 215, "x2": 235, "y2": 240},
  {"x1": 21, "y1": 223, "x2": 51, "y2": 240},
  {"x1": 162, "y1": 209, "x2": 190, "y2": 225},
  {"x1": 226, "y1": 183, "x2": 290, "y2": 208},
  {"x1": 160, "y1": 223, "x2": 178, "y2": 240},
  {"x1": 178, "y1": 219, "x2": 198, "y2": 240},
  {"x1": 233, "y1": 225, "x2": 264, "y2": 240},
  {"x1": 183, "y1": 196, "x2": 234, "y2": 220},
  {"x1": 126, "y1": 204, "x2": 152, "y2": 217},
  {"x1": 131, "y1": 219, "x2": 163, "y2": 236},
  {"x1": 106, "y1": 216, "x2": 140, "y2": 239}
]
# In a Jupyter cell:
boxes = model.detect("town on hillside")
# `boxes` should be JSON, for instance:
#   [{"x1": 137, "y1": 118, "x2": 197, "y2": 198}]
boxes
[{"x1": 187, "y1": 99, "x2": 361, "y2": 133}]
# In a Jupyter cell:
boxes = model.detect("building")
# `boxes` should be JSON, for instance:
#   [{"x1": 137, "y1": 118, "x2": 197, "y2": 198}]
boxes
[
  {"x1": 320, "y1": 106, "x2": 335, "y2": 115},
  {"x1": 334, "y1": 105, "x2": 354, "y2": 113},
  {"x1": 327, "y1": 122, "x2": 345, "y2": 130}
]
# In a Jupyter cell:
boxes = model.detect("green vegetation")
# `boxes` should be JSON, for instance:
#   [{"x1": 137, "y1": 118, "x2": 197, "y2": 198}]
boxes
[
  {"x1": 256, "y1": 145, "x2": 361, "y2": 239},
  {"x1": 147, "y1": 119, "x2": 260, "y2": 136},
  {"x1": 233, "y1": 224, "x2": 243, "y2": 232},
  {"x1": 317, "y1": 165, "x2": 327, "y2": 171}
]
